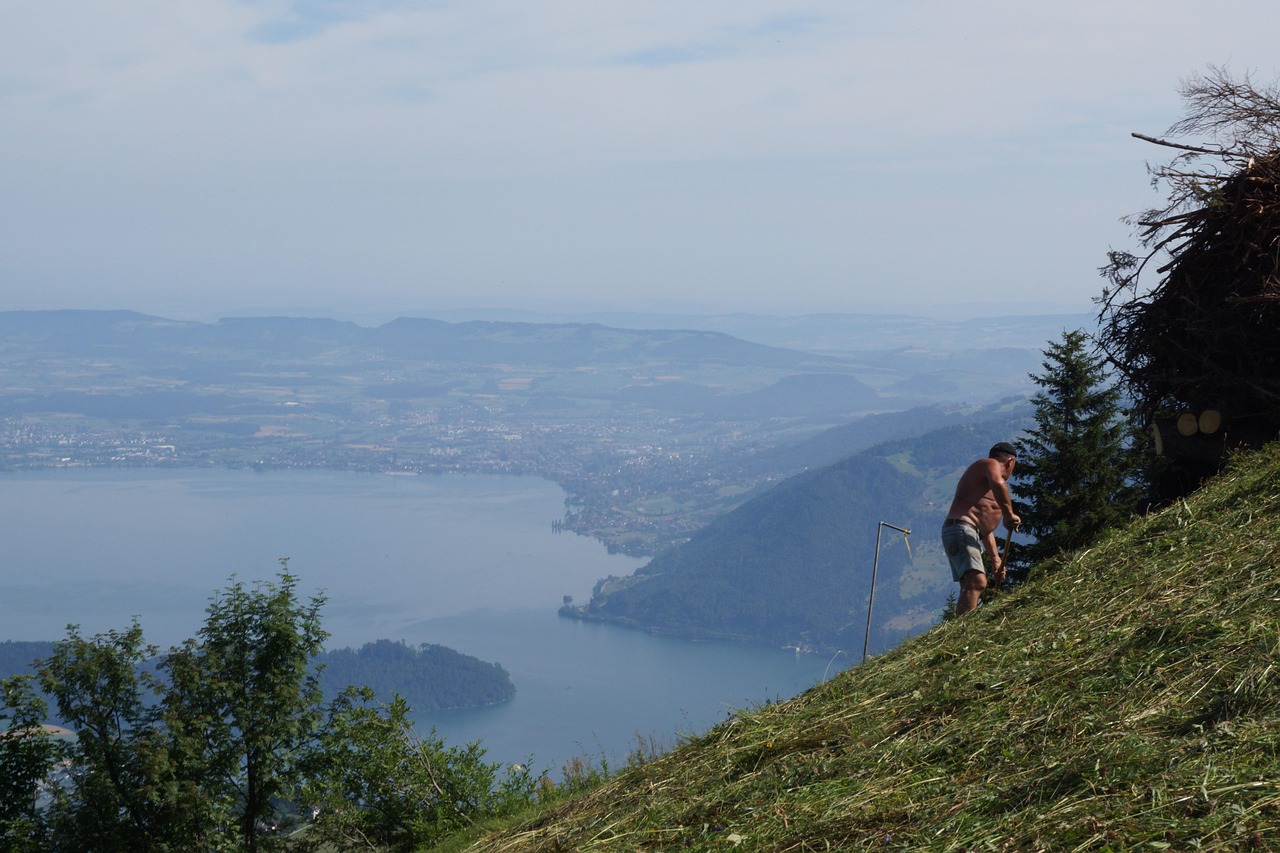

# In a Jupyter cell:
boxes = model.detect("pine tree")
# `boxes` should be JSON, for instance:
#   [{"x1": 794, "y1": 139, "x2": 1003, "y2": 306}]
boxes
[{"x1": 1013, "y1": 329, "x2": 1138, "y2": 574}]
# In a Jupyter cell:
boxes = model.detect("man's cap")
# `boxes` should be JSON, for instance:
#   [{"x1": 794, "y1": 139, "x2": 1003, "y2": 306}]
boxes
[{"x1": 989, "y1": 441, "x2": 1017, "y2": 459}]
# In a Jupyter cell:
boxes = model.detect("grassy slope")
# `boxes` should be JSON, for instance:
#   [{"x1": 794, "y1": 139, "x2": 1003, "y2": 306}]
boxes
[{"x1": 466, "y1": 443, "x2": 1280, "y2": 851}]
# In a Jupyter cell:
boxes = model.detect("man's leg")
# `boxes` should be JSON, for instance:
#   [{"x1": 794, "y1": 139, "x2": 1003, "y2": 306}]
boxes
[{"x1": 956, "y1": 569, "x2": 987, "y2": 616}]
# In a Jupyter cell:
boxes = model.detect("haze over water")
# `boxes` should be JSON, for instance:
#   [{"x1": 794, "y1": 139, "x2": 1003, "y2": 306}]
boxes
[{"x1": 1, "y1": 468, "x2": 844, "y2": 770}]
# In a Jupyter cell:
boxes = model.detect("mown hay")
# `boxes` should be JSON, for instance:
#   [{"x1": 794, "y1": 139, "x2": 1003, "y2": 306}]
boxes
[{"x1": 466, "y1": 443, "x2": 1280, "y2": 851}]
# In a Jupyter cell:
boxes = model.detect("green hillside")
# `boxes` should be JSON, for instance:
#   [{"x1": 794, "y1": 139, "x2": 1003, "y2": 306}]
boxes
[
  {"x1": 471, "y1": 442, "x2": 1280, "y2": 851},
  {"x1": 564, "y1": 406, "x2": 1032, "y2": 654}
]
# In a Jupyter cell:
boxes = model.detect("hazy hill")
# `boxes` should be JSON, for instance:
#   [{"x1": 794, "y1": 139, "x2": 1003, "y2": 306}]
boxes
[
  {"x1": 0, "y1": 310, "x2": 833, "y2": 372},
  {"x1": 708, "y1": 373, "x2": 880, "y2": 419},
  {"x1": 564, "y1": 404, "x2": 1033, "y2": 653},
  {"x1": 472, "y1": 442, "x2": 1280, "y2": 851},
  {"x1": 739, "y1": 399, "x2": 1029, "y2": 477},
  {"x1": 610, "y1": 373, "x2": 882, "y2": 419},
  {"x1": 409, "y1": 308, "x2": 1094, "y2": 355}
]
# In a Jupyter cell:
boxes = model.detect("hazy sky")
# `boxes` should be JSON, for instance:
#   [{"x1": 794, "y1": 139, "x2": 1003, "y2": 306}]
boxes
[{"x1": 3, "y1": 2, "x2": 1278, "y2": 322}]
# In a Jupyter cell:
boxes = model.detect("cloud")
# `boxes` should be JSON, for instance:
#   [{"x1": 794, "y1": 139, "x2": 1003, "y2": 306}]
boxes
[{"x1": 1, "y1": 1, "x2": 1279, "y2": 318}]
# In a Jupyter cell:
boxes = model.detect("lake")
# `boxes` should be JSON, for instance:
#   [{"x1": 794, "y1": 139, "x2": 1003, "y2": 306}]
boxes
[{"x1": 0, "y1": 468, "x2": 847, "y2": 773}]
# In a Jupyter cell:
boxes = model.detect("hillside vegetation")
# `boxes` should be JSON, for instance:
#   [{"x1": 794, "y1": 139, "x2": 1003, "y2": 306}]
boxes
[{"x1": 470, "y1": 443, "x2": 1280, "y2": 851}]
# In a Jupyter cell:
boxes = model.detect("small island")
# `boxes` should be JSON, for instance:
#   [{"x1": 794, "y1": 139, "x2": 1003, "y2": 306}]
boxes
[{"x1": 314, "y1": 639, "x2": 515, "y2": 710}]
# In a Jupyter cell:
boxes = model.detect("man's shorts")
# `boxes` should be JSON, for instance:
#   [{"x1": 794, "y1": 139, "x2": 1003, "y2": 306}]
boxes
[{"x1": 940, "y1": 521, "x2": 984, "y2": 582}]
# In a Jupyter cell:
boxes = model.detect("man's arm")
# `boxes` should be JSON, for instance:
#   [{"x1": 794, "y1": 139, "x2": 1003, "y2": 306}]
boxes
[
  {"x1": 984, "y1": 530, "x2": 1005, "y2": 578},
  {"x1": 983, "y1": 459, "x2": 1021, "y2": 531}
]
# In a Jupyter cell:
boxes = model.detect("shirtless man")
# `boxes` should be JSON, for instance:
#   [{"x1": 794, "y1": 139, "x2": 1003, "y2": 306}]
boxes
[{"x1": 941, "y1": 442, "x2": 1021, "y2": 616}]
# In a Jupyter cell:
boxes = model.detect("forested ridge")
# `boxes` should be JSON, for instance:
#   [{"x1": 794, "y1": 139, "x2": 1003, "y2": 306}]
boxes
[{"x1": 315, "y1": 639, "x2": 514, "y2": 710}]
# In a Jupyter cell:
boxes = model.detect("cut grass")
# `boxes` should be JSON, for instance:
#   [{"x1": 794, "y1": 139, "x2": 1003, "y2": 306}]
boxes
[{"x1": 461, "y1": 444, "x2": 1280, "y2": 851}]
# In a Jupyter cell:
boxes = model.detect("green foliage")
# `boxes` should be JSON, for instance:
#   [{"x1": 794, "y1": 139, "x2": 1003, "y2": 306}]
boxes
[
  {"x1": 937, "y1": 591, "x2": 958, "y2": 624},
  {"x1": 26, "y1": 573, "x2": 326, "y2": 852},
  {"x1": 0, "y1": 638, "x2": 517, "y2": 728},
  {"x1": 1013, "y1": 329, "x2": 1140, "y2": 572},
  {"x1": 39, "y1": 621, "x2": 198, "y2": 852},
  {"x1": 0, "y1": 676, "x2": 60, "y2": 852},
  {"x1": 299, "y1": 688, "x2": 539, "y2": 851},
  {"x1": 161, "y1": 564, "x2": 328, "y2": 851},
  {"x1": 0, "y1": 564, "x2": 541, "y2": 852}
]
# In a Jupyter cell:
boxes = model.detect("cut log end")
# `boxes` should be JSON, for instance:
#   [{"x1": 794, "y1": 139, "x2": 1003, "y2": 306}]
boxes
[{"x1": 1198, "y1": 409, "x2": 1223, "y2": 434}]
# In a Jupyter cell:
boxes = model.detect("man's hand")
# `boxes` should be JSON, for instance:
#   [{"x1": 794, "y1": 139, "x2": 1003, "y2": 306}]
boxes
[{"x1": 1004, "y1": 512, "x2": 1021, "y2": 533}]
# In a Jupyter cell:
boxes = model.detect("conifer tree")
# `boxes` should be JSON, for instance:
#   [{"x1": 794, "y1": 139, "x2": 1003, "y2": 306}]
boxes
[{"x1": 1012, "y1": 329, "x2": 1138, "y2": 575}]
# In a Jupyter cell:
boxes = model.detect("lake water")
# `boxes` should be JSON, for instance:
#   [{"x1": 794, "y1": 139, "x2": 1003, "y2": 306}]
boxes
[{"x1": 0, "y1": 468, "x2": 845, "y2": 773}]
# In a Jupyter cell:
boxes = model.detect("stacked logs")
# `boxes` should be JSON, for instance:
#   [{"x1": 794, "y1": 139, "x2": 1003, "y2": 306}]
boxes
[{"x1": 1152, "y1": 409, "x2": 1223, "y2": 464}]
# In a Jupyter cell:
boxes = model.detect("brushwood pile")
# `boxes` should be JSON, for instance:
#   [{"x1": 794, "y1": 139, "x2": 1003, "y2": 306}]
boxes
[{"x1": 1107, "y1": 151, "x2": 1280, "y2": 428}]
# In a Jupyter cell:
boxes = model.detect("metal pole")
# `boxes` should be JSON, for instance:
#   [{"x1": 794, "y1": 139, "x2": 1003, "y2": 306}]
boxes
[{"x1": 863, "y1": 521, "x2": 910, "y2": 664}]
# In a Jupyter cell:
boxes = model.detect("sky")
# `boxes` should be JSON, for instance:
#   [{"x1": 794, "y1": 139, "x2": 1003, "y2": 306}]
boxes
[{"x1": 3, "y1": 1, "x2": 1279, "y2": 323}]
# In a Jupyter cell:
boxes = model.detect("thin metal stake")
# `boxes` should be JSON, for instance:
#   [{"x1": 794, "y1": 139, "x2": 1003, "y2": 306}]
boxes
[{"x1": 863, "y1": 521, "x2": 910, "y2": 664}]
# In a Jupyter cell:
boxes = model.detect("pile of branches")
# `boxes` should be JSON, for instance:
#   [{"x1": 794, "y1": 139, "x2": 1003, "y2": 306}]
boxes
[{"x1": 1097, "y1": 67, "x2": 1280, "y2": 439}]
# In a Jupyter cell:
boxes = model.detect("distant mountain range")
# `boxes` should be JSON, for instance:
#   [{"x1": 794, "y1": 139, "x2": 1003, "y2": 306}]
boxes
[
  {"x1": 0, "y1": 309, "x2": 838, "y2": 371},
  {"x1": 0, "y1": 309, "x2": 891, "y2": 428},
  {"x1": 403, "y1": 307, "x2": 1095, "y2": 354},
  {"x1": 0, "y1": 308, "x2": 1081, "y2": 414}
]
